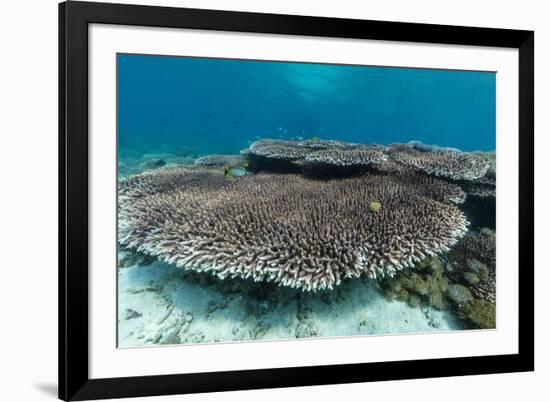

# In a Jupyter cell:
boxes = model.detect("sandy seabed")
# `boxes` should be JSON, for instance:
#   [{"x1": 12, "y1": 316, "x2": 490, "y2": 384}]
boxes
[{"x1": 117, "y1": 251, "x2": 463, "y2": 348}]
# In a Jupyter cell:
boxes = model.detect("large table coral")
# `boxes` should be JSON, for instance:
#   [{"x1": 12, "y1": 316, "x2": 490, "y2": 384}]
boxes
[
  {"x1": 194, "y1": 154, "x2": 246, "y2": 167},
  {"x1": 304, "y1": 147, "x2": 388, "y2": 167},
  {"x1": 388, "y1": 144, "x2": 490, "y2": 180},
  {"x1": 248, "y1": 139, "x2": 491, "y2": 185},
  {"x1": 119, "y1": 167, "x2": 469, "y2": 291}
]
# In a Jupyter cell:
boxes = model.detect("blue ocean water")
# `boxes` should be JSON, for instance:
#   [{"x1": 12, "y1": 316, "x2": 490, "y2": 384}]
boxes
[{"x1": 117, "y1": 54, "x2": 495, "y2": 157}]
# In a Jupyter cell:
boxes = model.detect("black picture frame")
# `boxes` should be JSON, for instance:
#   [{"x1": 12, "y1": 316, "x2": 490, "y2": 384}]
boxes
[{"x1": 59, "y1": 1, "x2": 534, "y2": 400}]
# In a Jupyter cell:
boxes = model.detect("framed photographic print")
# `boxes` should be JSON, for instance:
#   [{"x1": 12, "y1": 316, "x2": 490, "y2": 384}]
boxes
[{"x1": 59, "y1": 1, "x2": 534, "y2": 400}]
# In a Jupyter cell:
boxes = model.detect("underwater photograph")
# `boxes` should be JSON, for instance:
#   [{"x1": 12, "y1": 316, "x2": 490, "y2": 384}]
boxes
[{"x1": 117, "y1": 54, "x2": 497, "y2": 348}]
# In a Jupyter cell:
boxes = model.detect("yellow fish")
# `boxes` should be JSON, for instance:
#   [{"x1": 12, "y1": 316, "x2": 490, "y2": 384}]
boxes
[
  {"x1": 368, "y1": 201, "x2": 382, "y2": 212},
  {"x1": 224, "y1": 166, "x2": 247, "y2": 180}
]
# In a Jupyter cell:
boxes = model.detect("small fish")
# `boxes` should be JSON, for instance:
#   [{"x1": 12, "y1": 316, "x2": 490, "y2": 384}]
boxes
[
  {"x1": 224, "y1": 165, "x2": 247, "y2": 180},
  {"x1": 233, "y1": 120, "x2": 238, "y2": 125},
  {"x1": 368, "y1": 201, "x2": 382, "y2": 213}
]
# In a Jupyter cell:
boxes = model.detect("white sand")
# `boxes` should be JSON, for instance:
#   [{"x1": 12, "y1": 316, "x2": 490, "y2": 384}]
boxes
[{"x1": 118, "y1": 256, "x2": 462, "y2": 348}]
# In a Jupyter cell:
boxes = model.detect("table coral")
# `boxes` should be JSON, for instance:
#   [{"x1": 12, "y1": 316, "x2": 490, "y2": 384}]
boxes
[{"x1": 119, "y1": 168, "x2": 468, "y2": 291}]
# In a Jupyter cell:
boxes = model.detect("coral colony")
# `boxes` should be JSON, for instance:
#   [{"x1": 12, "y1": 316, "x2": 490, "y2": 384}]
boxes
[{"x1": 119, "y1": 139, "x2": 495, "y2": 296}]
